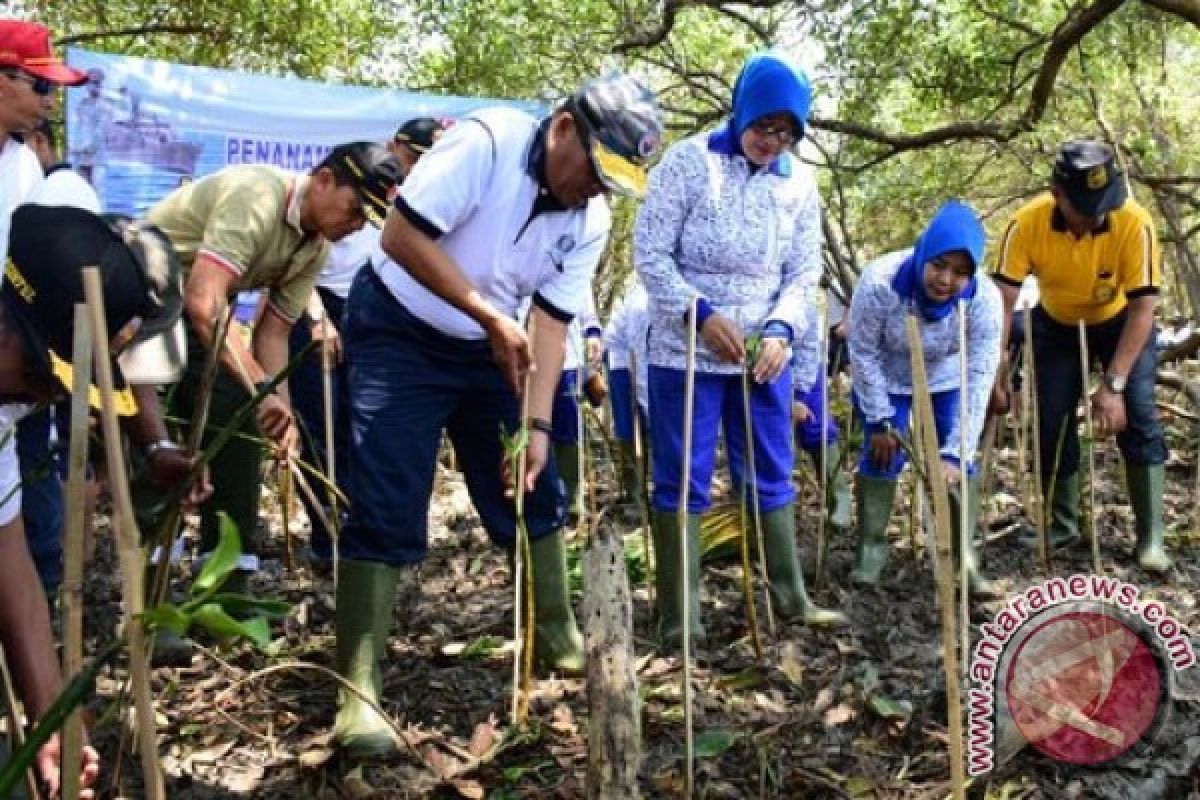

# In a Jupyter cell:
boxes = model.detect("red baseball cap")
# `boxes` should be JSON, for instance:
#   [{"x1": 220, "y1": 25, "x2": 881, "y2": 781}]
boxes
[{"x1": 0, "y1": 20, "x2": 86, "y2": 86}]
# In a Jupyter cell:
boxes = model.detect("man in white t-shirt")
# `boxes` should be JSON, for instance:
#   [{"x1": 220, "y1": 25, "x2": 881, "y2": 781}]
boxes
[{"x1": 333, "y1": 73, "x2": 662, "y2": 758}]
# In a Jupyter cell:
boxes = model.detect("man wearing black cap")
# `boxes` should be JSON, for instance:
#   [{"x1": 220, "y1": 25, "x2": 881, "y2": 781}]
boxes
[
  {"x1": 992, "y1": 139, "x2": 1170, "y2": 572},
  {"x1": 389, "y1": 116, "x2": 446, "y2": 175},
  {"x1": 137, "y1": 142, "x2": 403, "y2": 663},
  {"x1": 332, "y1": 73, "x2": 662, "y2": 758},
  {"x1": 0, "y1": 203, "x2": 186, "y2": 796},
  {"x1": 290, "y1": 120, "x2": 444, "y2": 571}
]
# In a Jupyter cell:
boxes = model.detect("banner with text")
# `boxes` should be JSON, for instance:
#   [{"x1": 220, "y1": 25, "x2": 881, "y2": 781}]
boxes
[{"x1": 64, "y1": 48, "x2": 538, "y2": 215}]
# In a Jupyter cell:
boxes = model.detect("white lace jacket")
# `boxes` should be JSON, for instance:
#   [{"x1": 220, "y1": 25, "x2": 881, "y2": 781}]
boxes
[
  {"x1": 633, "y1": 131, "x2": 823, "y2": 374},
  {"x1": 848, "y1": 250, "x2": 1003, "y2": 463}
]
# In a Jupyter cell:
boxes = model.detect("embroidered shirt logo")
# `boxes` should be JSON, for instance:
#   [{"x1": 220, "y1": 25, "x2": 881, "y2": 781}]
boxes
[
  {"x1": 1087, "y1": 165, "x2": 1110, "y2": 191},
  {"x1": 4, "y1": 258, "x2": 36, "y2": 304}
]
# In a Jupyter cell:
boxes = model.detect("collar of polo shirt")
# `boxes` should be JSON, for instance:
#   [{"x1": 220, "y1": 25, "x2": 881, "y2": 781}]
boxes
[{"x1": 524, "y1": 116, "x2": 571, "y2": 214}]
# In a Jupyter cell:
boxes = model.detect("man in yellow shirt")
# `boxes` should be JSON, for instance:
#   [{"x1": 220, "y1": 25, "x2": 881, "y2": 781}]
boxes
[{"x1": 993, "y1": 139, "x2": 1169, "y2": 572}]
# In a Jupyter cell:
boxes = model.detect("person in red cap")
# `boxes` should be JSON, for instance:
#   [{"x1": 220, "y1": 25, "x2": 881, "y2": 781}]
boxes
[{"x1": 1, "y1": 19, "x2": 86, "y2": 261}]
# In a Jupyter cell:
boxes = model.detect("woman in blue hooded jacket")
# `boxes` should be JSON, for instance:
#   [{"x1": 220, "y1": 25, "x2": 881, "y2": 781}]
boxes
[
  {"x1": 847, "y1": 200, "x2": 1003, "y2": 596},
  {"x1": 634, "y1": 50, "x2": 844, "y2": 649}
]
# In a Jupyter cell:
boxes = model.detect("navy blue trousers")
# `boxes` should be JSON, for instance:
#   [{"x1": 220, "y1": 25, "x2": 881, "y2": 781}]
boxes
[
  {"x1": 341, "y1": 268, "x2": 567, "y2": 566},
  {"x1": 17, "y1": 409, "x2": 63, "y2": 595},
  {"x1": 288, "y1": 288, "x2": 349, "y2": 561},
  {"x1": 1031, "y1": 305, "x2": 1165, "y2": 479}
]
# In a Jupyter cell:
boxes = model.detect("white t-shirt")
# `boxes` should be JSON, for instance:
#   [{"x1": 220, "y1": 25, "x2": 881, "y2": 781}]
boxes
[
  {"x1": 374, "y1": 107, "x2": 611, "y2": 340},
  {"x1": 0, "y1": 138, "x2": 45, "y2": 526},
  {"x1": 320, "y1": 225, "x2": 379, "y2": 300},
  {"x1": 32, "y1": 166, "x2": 101, "y2": 213},
  {"x1": 0, "y1": 137, "x2": 44, "y2": 265}
]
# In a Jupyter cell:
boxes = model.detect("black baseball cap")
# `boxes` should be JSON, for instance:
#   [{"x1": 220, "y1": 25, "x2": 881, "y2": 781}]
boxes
[
  {"x1": 318, "y1": 142, "x2": 403, "y2": 228},
  {"x1": 393, "y1": 117, "x2": 445, "y2": 153},
  {"x1": 1052, "y1": 139, "x2": 1128, "y2": 217},
  {"x1": 2, "y1": 205, "x2": 183, "y2": 415}
]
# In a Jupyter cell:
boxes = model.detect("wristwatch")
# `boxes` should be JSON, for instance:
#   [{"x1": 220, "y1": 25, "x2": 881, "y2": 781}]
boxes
[
  {"x1": 527, "y1": 417, "x2": 553, "y2": 437},
  {"x1": 1103, "y1": 373, "x2": 1127, "y2": 393},
  {"x1": 145, "y1": 439, "x2": 183, "y2": 459}
]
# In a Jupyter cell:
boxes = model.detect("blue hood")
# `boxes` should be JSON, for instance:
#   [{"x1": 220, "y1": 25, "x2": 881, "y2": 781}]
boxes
[
  {"x1": 731, "y1": 50, "x2": 812, "y2": 138},
  {"x1": 891, "y1": 200, "x2": 986, "y2": 321}
]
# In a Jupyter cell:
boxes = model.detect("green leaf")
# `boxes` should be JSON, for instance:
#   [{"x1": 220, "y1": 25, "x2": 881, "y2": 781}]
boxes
[
  {"x1": 142, "y1": 603, "x2": 191, "y2": 635},
  {"x1": 462, "y1": 635, "x2": 506, "y2": 659},
  {"x1": 693, "y1": 730, "x2": 738, "y2": 759},
  {"x1": 192, "y1": 512, "x2": 242, "y2": 596},
  {"x1": 207, "y1": 593, "x2": 291, "y2": 619},
  {"x1": 866, "y1": 692, "x2": 913, "y2": 721},
  {"x1": 189, "y1": 603, "x2": 272, "y2": 649}
]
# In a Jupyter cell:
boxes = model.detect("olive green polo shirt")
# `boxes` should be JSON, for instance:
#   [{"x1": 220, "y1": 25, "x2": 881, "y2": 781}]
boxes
[{"x1": 145, "y1": 165, "x2": 330, "y2": 322}]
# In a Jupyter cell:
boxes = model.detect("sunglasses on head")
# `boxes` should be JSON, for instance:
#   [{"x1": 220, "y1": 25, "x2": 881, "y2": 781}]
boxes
[{"x1": 1, "y1": 69, "x2": 54, "y2": 96}]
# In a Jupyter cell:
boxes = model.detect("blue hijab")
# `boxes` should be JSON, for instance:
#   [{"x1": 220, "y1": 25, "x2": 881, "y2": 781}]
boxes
[
  {"x1": 890, "y1": 200, "x2": 986, "y2": 322},
  {"x1": 709, "y1": 51, "x2": 812, "y2": 175}
]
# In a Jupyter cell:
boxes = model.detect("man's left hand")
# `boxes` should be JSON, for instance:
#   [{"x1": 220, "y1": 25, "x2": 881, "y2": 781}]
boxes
[
  {"x1": 502, "y1": 428, "x2": 550, "y2": 496},
  {"x1": 1091, "y1": 385, "x2": 1128, "y2": 435}
]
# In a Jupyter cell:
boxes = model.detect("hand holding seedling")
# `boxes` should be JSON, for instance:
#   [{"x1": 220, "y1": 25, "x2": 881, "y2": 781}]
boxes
[
  {"x1": 1091, "y1": 385, "x2": 1127, "y2": 435},
  {"x1": 700, "y1": 312, "x2": 744, "y2": 364}
]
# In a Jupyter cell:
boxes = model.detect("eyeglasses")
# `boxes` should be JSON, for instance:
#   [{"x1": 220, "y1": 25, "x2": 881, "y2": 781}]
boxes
[
  {"x1": 748, "y1": 119, "x2": 800, "y2": 146},
  {"x1": 0, "y1": 70, "x2": 55, "y2": 97}
]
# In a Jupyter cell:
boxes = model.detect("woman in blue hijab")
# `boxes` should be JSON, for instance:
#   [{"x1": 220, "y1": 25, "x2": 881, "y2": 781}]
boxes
[
  {"x1": 635, "y1": 50, "x2": 844, "y2": 650},
  {"x1": 846, "y1": 200, "x2": 1004, "y2": 595}
]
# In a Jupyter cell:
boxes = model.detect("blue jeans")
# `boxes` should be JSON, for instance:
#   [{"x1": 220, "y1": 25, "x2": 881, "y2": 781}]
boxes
[
  {"x1": 648, "y1": 366, "x2": 794, "y2": 513},
  {"x1": 16, "y1": 409, "x2": 63, "y2": 595},
  {"x1": 288, "y1": 288, "x2": 350, "y2": 562},
  {"x1": 341, "y1": 268, "x2": 567, "y2": 566},
  {"x1": 1031, "y1": 305, "x2": 1165, "y2": 479}
]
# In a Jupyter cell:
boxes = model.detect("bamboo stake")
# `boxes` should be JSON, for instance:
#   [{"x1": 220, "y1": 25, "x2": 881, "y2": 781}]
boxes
[
  {"x1": 511, "y1": 315, "x2": 536, "y2": 726},
  {"x1": 628, "y1": 350, "x2": 654, "y2": 606},
  {"x1": 1023, "y1": 309, "x2": 1048, "y2": 574},
  {"x1": 0, "y1": 648, "x2": 42, "y2": 800},
  {"x1": 149, "y1": 302, "x2": 237, "y2": 607},
  {"x1": 975, "y1": 415, "x2": 999, "y2": 565},
  {"x1": 321, "y1": 332, "x2": 340, "y2": 583},
  {"x1": 82, "y1": 269, "x2": 164, "y2": 800},
  {"x1": 679, "y1": 298, "x2": 699, "y2": 799},
  {"x1": 740, "y1": 362, "x2": 774, "y2": 640},
  {"x1": 1078, "y1": 321, "x2": 1101, "y2": 573},
  {"x1": 815, "y1": 303, "x2": 830, "y2": 589},
  {"x1": 279, "y1": 459, "x2": 294, "y2": 571},
  {"x1": 905, "y1": 316, "x2": 967, "y2": 800},
  {"x1": 61, "y1": 304, "x2": 93, "y2": 800},
  {"x1": 957, "y1": 300, "x2": 969, "y2": 684}
]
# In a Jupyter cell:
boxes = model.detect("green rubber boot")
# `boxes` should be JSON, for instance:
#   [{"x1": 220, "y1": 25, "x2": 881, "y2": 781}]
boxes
[
  {"x1": 334, "y1": 559, "x2": 401, "y2": 759},
  {"x1": 1022, "y1": 473, "x2": 1082, "y2": 551},
  {"x1": 826, "y1": 459, "x2": 853, "y2": 532},
  {"x1": 651, "y1": 510, "x2": 705, "y2": 650},
  {"x1": 554, "y1": 442, "x2": 581, "y2": 522},
  {"x1": 616, "y1": 440, "x2": 644, "y2": 519},
  {"x1": 1127, "y1": 464, "x2": 1172, "y2": 573},
  {"x1": 949, "y1": 477, "x2": 1001, "y2": 600},
  {"x1": 851, "y1": 476, "x2": 898, "y2": 586},
  {"x1": 528, "y1": 530, "x2": 585, "y2": 674},
  {"x1": 761, "y1": 505, "x2": 845, "y2": 627}
]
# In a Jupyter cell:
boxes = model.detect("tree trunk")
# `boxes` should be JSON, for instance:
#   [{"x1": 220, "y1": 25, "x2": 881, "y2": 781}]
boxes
[{"x1": 582, "y1": 522, "x2": 641, "y2": 799}]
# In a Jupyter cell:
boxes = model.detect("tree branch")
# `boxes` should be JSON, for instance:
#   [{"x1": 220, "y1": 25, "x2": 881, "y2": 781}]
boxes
[
  {"x1": 55, "y1": 24, "x2": 216, "y2": 45},
  {"x1": 1141, "y1": 0, "x2": 1200, "y2": 28}
]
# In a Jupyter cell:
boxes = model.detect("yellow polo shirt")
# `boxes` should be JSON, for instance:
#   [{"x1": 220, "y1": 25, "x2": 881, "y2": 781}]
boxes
[
  {"x1": 146, "y1": 165, "x2": 330, "y2": 322},
  {"x1": 993, "y1": 192, "x2": 1160, "y2": 325}
]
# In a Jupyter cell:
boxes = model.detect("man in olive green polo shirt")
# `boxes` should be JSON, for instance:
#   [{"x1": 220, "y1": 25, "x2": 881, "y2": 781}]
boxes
[
  {"x1": 992, "y1": 139, "x2": 1170, "y2": 573},
  {"x1": 141, "y1": 143, "x2": 402, "y2": 664}
]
